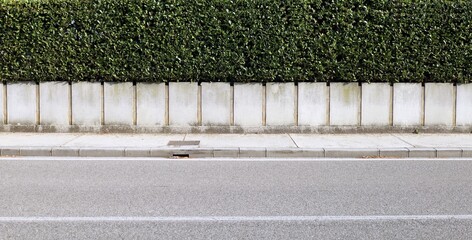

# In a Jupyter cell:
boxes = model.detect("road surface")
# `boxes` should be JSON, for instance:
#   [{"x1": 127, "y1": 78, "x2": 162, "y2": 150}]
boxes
[{"x1": 1, "y1": 157, "x2": 472, "y2": 239}]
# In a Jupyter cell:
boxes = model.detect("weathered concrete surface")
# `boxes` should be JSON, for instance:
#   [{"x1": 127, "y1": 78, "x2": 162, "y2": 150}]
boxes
[
  {"x1": 3, "y1": 81, "x2": 472, "y2": 131},
  {"x1": 1, "y1": 133, "x2": 472, "y2": 158},
  {"x1": 325, "y1": 148, "x2": 379, "y2": 158},
  {"x1": 425, "y1": 83, "x2": 454, "y2": 126},
  {"x1": 379, "y1": 148, "x2": 409, "y2": 158},
  {"x1": 393, "y1": 83, "x2": 422, "y2": 126},
  {"x1": 298, "y1": 82, "x2": 328, "y2": 126},
  {"x1": 201, "y1": 82, "x2": 230, "y2": 126},
  {"x1": 213, "y1": 148, "x2": 239, "y2": 158},
  {"x1": 169, "y1": 82, "x2": 198, "y2": 126},
  {"x1": 291, "y1": 134, "x2": 412, "y2": 148},
  {"x1": 79, "y1": 148, "x2": 125, "y2": 157},
  {"x1": 19, "y1": 147, "x2": 51, "y2": 156},
  {"x1": 52, "y1": 148, "x2": 79, "y2": 157},
  {"x1": 266, "y1": 148, "x2": 324, "y2": 158},
  {"x1": 408, "y1": 148, "x2": 437, "y2": 158},
  {"x1": 62, "y1": 134, "x2": 185, "y2": 148},
  {"x1": 7, "y1": 82, "x2": 37, "y2": 125},
  {"x1": 436, "y1": 148, "x2": 462, "y2": 158},
  {"x1": 234, "y1": 83, "x2": 263, "y2": 126},
  {"x1": 0, "y1": 84, "x2": 3, "y2": 125},
  {"x1": 72, "y1": 82, "x2": 101, "y2": 126},
  {"x1": 266, "y1": 83, "x2": 295, "y2": 126},
  {"x1": 330, "y1": 83, "x2": 360, "y2": 126},
  {"x1": 171, "y1": 148, "x2": 214, "y2": 158},
  {"x1": 104, "y1": 82, "x2": 134, "y2": 125},
  {"x1": 362, "y1": 83, "x2": 391, "y2": 126},
  {"x1": 456, "y1": 84, "x2": 472, "y2": 126},
  {"x1": 137, "y1": 83, "x2": 165, "y2": 126},
  {"x1": 394, "y1": 134, "x2": 472, "y2": 148},
  {"x1": 239, "y1": 148, "x2": 266, "y2": 157},
  {"x1": 0, "y1": 148, "x2": 19, "y2": 156},
  {"x1": 40, "y1": 82, "x2": 69, "y2": 125},
  {"x1": 185, "y1": 134, "x2": 296, "y2": 148},
  {"x1": 125, "y1": 148, "x2": 151, "y2": 157}
]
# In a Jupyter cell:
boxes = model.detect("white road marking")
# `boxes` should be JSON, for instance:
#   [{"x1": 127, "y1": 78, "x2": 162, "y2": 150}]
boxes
[
  {"x1": 1, "y1": 215, "x2": 472, "y2": 222},
  {"x1": 0, "y1": 157, "x2": 472, "y2": 162}
]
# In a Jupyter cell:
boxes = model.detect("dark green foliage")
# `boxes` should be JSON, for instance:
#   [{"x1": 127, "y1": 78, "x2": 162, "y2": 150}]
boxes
[{"x1": 0, "y1": 0, "x2": 471, "y2": 82}]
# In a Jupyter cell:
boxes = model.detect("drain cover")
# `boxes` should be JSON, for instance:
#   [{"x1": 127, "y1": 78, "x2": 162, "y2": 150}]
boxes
[{"x1": 167, "y1": 140, "x2": 200, "y2": 146}]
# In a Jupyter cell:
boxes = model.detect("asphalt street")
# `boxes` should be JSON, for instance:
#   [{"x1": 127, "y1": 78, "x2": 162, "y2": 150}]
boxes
[{"x1": 1, "y1": 158, "x2": 472, "y2": 239}]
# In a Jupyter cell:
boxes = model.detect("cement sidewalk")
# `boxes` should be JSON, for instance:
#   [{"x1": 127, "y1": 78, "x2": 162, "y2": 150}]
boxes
[{"x1": 0, "y1": 133, "x2": 471, "y2": 158}]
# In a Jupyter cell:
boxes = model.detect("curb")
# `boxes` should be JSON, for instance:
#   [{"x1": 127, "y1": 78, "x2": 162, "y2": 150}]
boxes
[{"x1": 0, "y1": 147, "x2": 470, "y2": 158}]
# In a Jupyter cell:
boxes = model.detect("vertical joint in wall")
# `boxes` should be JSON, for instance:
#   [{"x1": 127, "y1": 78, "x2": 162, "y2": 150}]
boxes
[
  {"x1": 133, "y1": 81, "x2": 137, "y2": 126},
  {"x1": 68, "y1": 82, "x2": 72, "y2": 125},
  {"x1": 197, "y1": 82, "x2": 202, "y2": 126},
  {"x1": 36, "y1": 82, "x2": 40, "y2": 126},
  {"x1": 358, "y1": 82, "x2": 362, "y2": 126},
  {"x1": 165, "y1": 82, "x2": 169, "y2": 126},
  {"x1": 100, "y1": 81, "x2": 105, "y2": 125},
  {"x1": 3, "y1": 82, "x2": 7, "y2": 125},
  {"x1": 453, "y1": 83, "x2": 457, "y2": 127},
  {"x1": 389, "y1": 82, "x2": 394, "y2": 126},
  {"x1": 294, "y1": 82, "x2": 298, "y2": 126},
  {"x1": 262, "y1": 83, "x2": 266, "y2": 126},
  {"x1": 326, "y1": 82, "x2": 331, "y2": 126},
  {"x1": 230, "y1": 83, "x2": 234, "y2": 126},
  {"x1": 421, "y1": 82, "x2": 425, "y2": 126}
]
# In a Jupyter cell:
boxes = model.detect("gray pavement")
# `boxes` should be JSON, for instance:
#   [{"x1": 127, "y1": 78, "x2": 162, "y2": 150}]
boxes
[
  {"x1": 1, "y1": 158, "x2": 472, "y2": 239},
  {"x1": 0, "y1": 133, "x2": 472, "y2": 158}
]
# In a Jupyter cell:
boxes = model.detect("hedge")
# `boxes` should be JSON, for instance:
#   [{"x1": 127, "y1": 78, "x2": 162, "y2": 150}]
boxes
[{"x1": 0, "y1": 0, "x2": 471, "y2": 83}]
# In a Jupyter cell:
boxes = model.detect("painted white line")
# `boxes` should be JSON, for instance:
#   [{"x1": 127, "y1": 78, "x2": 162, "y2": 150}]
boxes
[
  {"x1": 0, "y1": 157, "x2": 472, "y2": 162},
  {"x1": 1, "y1": 215, "x2": 472, "y2": 222}
]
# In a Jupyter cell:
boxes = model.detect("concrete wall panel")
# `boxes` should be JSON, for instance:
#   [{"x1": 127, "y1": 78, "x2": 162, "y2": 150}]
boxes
[
  {"x1": 72, "y1": 82, "x2": 101, "y2": 125},
  {"x1": 393, "y1": 83, "x2": 422, "y2": 126},
  {"x1": 330, "y1": 83, "x2": 360, "y2": 126},
  {"x1": 169, "y1": 82, "x2": 198, "y2": 126},
  {"x1": 40, "y1": 82, "x2": 69, "y2": 125},
  {"x1": 0, "y1": 84, "x2": 3, "y2": 125},
  {"x1": 137, "y1": 83, "x2": 165, "y2": 126},
  {"x1": 202, "y1": 82, "x2": 230, "y2": 125},
  {"x1": 298, "y1": 82, "x2": 328, "y2": 126},
  {"x1": 425, "y1": 83, "x2": 454, "y2": 126},
  {"x1": 361, "y1": 83, "x2": 391, "y2": 126},
  {"x1": 104, "y1": 82, "x2": 133, "y2": 125},
  {"x1": 234, "y1": 83, "x2": 263, "y2": 126},
  {"x1": 457, "y1": 84, "x2": 472, "y2": 126},
  {"x1": 266, "y1": 83, "x2": 296, "y2": 126},
  {"x1": 7, "y1": 82, "x2": 36, "y2": 125}
]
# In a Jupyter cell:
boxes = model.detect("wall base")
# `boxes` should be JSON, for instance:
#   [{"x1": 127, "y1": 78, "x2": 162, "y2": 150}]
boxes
[{"x1": 1, "y1": 125, "x2": 471, "y2": 134}]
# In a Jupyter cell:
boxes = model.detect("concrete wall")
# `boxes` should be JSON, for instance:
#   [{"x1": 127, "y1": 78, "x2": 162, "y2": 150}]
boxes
[
  {"x1": 393, "y1": 83, "x2": 423, "y2": 126},
  {"x1": 72, "y1": 82, "x2": 101, "y2": 126},
  {"x1": 104, "y1": 82, "x2": 134, "y2": 125},
  {"x1": 266, "y1": 83, "x2": 296, "y2": 126},
  {"x1": 457, "y1": 84, "x2": 472, "y2": 126},
  {"x1": 362, "y1": 83, "x2": 391, "y2": 126},
  {"x1": 330, "y1": 83, "x2": 360, "y2": 126},
  {"x1": 202, "y1": 82, "x2": 230, "y2": 126},
  {"x1": 234, "y1": 83, "x2": 263, "y2": 127},
  {"x1": 7, "y1": 82, "x2": 37, "y2": 125},
  {"x1": 137, "y1": 83, "x2": 165, "y2": 126},
  {"x1": 2, "y1": 82, "x2": 472, "y2": 131},
  {"x1": 298, "y1": 82, "x2": 328, "y2": 126},
  {"x1": 0, "y1": 84, "x2": 3, "y2": 125},
  {"x1": 424, "y1": 83, "x2": 454, "y2": 126},
  {"x1": 169, "y1": 82, "x2": 198, "y2": 126},
  {"x1": 40, "y1": 82, "x2": 69, "y2": 125}
]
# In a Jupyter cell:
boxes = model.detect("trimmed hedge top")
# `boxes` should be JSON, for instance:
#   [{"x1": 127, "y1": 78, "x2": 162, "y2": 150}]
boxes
[{"x1": 0, "y1": 0, "x2": 471, "y2": 82}]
